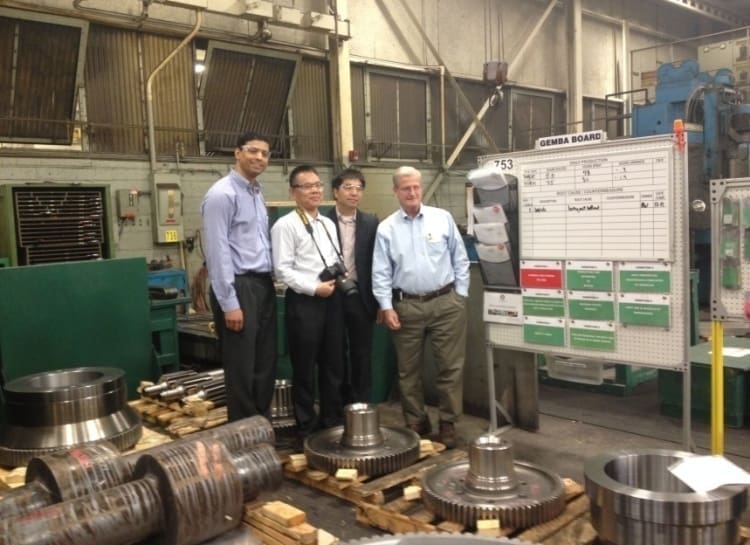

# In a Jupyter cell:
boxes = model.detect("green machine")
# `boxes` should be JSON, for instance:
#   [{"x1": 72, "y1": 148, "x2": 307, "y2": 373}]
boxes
[{"x1": 0, "y1": 258, "x2": 154, "y2": 408}]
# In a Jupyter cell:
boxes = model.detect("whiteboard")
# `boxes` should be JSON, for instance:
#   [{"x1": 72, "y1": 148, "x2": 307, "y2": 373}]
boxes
[
  {"x1": 478, "y1": 135, "x2": 690, "y2": 369},
  {"x1": 519, "y1": 150, "x2": 671, "y2": 261}
]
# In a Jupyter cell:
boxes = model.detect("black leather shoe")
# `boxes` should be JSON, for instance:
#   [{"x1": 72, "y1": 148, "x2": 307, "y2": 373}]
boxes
[
  {"x1": 438, "y1": 420, "x2": 457, "y2": 449},
  {"x1": 406, "y1": 418, "x2": 432, "y2": 437}
]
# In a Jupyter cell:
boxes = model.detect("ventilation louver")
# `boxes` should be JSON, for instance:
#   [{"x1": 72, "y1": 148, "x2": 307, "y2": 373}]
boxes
[{"x1": 13, "y1": 187, "x2": 107, "y2": 265}]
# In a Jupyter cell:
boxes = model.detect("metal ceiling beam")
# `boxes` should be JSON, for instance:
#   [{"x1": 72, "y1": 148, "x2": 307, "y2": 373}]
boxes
[
  {"x1": 659, "y1": 0, "x2": 750, "y2": 27},
  {"x1": 423, "y1": 0, "x2": 557, "y2": 204}
]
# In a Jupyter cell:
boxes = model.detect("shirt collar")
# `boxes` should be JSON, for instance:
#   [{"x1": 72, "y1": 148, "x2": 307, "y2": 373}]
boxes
[
  {"x1": 400, "y1": 204, "x2": 423, "y2": 219},
  {"x1": 336, "y1": 206, "x2": 357, "y2": 223},
  {"x1": 229, "y1": 168, "x2": 262, "y2": 194}
]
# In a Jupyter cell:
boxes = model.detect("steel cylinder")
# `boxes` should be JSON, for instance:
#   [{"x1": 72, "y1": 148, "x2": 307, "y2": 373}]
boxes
[
  {"x1": 0, "y1": 416, "x2": 274, "y2": 522},
  {"x1": 0, "y1": 439, "x2": 281, "y2": 545},
  {"x1": 232, "y1": 442, "x2": 283, "y2": 500},
  {"x1": 341, "y1": 403, "x2": 384, "y2": 448},
  {"x1": 0, "y1": 475, "x2": 164, "y2": 545},
  {"x1": 464, "y1": 435, "x2": 519, "y2": 493},
  {"x1": 134, "y1": 438, "x2": 244, "y2": 545},
  {"x1": 584, "y1": 448, "x2": 748, "y2": 545},
  {"x1": 0, "y1": 367, "x2": 142, "y2": 467}
]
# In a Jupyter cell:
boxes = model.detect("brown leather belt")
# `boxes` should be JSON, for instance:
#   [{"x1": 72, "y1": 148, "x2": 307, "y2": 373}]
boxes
[{"x1": 393, "y1": 282, "x2": 454, "y2": 303}]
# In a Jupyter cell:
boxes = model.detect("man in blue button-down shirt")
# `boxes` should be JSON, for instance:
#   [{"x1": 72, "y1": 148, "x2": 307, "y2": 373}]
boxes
[
  {"x1": 201, "y1": 131, "x2": 277, "y2": 422},
  {"x1": 372, "y1": 166, "x2": 470, "y2": 448}
]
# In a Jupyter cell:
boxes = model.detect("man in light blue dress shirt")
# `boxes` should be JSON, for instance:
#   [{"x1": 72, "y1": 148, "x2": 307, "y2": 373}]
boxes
[
  {"x1": 372, "y1": 166, "x2": 470, "y2": 448},
  {"x1": 201, "y1": 131, "x2": 277, "y2": 422}
]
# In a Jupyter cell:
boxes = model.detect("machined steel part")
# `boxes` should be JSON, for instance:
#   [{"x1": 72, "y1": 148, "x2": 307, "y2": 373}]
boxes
[
  {"x1": 304, "y1": 403, "x2": 420, "y2": 477},
  {"x1": 0, "y1": 367, "x2": 142, "y2": 467},
  {"x1": 1, "y1": 439, "x2": 282, "y2": 545},
  {"x1": 340, "y1": 534, "x2": 541, "y2": 545},
  {"x1": 585, "y1": 448, "x2": 748, "y2": 545},
  {"x1": 421, "y1": 434, "x2": 565, "y2": 528},
  {"x1": 0, "y1": 415, "x2": 274, "y2": 521},
  {"x1": 271, "y1": 379, "x2": 295, "y2": 429}
]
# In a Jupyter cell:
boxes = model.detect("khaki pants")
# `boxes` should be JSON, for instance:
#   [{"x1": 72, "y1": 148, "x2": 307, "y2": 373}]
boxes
[{"x1": 392, "y1": 290, "x2": 467, "y2": 425}]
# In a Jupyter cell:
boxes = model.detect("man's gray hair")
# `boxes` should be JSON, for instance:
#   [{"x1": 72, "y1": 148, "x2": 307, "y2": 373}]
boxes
[{"x1": 392, "y1": 166, "x2": 422, "y2": 189}]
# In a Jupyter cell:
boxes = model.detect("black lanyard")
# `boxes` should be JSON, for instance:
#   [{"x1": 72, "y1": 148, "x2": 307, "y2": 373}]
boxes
[{"x1": 295, "y1": 208, "x2": 344, "y2": 268}]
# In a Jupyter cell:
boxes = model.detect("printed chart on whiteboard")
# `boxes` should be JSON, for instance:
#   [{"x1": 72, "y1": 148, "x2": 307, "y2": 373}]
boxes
[{"x1": 520, "y1": 150, "x2": 671, "y2": 261}]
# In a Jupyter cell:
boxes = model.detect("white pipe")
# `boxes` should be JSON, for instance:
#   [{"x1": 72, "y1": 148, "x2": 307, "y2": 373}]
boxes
[{"x1": 147, "y1": 10, "x2": 202, "y2": 171}]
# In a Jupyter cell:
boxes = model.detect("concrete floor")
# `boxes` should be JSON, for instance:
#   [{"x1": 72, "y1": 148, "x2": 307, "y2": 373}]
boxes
[{"x1": 259, "y1": 380, "x2": 750, "y2": 543}]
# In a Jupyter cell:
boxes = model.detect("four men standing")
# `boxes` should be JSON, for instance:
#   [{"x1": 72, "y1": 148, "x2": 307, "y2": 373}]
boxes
[{"x1": 202, "y1": 142, "x2": 469, "y2": 448}]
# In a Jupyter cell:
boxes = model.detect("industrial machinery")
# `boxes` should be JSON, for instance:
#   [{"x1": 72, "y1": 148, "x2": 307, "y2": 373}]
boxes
[
  {"x1": 630, "y1": 54, "x2": 750, "y2": 302},
  {"x1": 584, "y1": 448, "x2": 747, "y2": 545},
  {"x1": 1, "y1": 437, "x2": 282, "y2": 545},
  {"x1": 304, "y1": 403, "x2": 420, "y2": 477},
  {"x1": 0, "y1": 367, "x2": 142, "y2": 468},
  {"x1": 421, "y1": 434, "x2": 565, "y2": 528},
  {"x1": 0, "y1": 414, "x2": 274, "y2": 520},
  {"x1": 270, "y1": 379, "x2": 295, "y2": 430}
]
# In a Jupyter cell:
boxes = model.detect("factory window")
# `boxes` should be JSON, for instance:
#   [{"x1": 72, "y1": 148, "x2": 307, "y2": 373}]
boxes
[
  {"x1": 351, "y1": 66, "x2": 430, "y2": 162},
  {"x1": 200, "y1": 43, "x2": 300, "y2": 157},
  {"x1": 85, "y1": 25, "x2": 198, "y2": 156},
  {"x1": 431, "y1": 77, "x2": 509, "y2": 166},
  {"x1": 287, "y1": 58, "x2": 332, "y2": 161},
  {"x1": 583, "y1": 97, "x2": 624, "y2": 139},
  {"x1": 509, "y1": 88, "x2": 563, "y2": 151},
  {"x1": 0, "y1": 10, "x2": 87, "y2": 145}
]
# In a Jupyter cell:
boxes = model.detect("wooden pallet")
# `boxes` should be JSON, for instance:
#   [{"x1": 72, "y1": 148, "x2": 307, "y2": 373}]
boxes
[
  {"x1": 128, "y1": 397, "x2": 228, "y2": 437},
  {"x1": 243, "y1": 500, "x2": 339, "y2": 545},
  {"x1": 354, "y1": 477, "x2": 593, "y2": 543},
  {"x1": 284, "y1": 443, "x2": 464, "y2": 507}
]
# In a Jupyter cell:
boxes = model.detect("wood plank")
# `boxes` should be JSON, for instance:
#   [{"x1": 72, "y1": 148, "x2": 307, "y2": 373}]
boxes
[
  {"x1": 355, "y1": 502, "x2": 439, "y2": 534},
  {"x1": 244, "y1": 508, "x2": 317, "y2": 545},
  {"x1": 354, "y1": 449, "x2": 467, "y2": 502},
  {"x1": 261, "y1": 501, "x2": 307, "y2": 527}
]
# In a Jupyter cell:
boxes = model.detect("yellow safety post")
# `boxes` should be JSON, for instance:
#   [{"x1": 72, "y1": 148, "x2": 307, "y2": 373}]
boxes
[{"x1": 711, "y1": 320, "x2": 724, "y2": 454}]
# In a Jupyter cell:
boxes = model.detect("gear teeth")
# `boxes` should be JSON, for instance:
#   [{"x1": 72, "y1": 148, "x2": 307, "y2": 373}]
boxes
[
  {"x1": 304, "y1": 426, "x2": 420, "y2": 477},
  {"x1": 421, "y1": 459, "x2": 565, "y2": 529}
]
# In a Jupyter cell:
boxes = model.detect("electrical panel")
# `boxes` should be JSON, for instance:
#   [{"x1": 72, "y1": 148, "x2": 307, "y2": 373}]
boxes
[{"x1": 150, "y1": 172, "x2": 183, "y2": 243}]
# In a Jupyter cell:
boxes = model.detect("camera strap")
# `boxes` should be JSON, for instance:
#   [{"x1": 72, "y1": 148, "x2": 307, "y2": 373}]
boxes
[{"x1": 295, "y1": 207, "x2": 343, "y2": 269}]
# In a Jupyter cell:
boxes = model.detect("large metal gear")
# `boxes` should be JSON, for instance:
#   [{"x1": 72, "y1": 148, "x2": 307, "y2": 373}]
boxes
[
  {"x1": 340, "y1": 533, "x2": 541, "y2": 545},
  {"x1": 0, "y1": 367, "x2": 142, "y2": 467},
  {"x1": 304, "y1": 403, "x2": 420, "y2": 477},
  {"x1": 421, "y1": 434, "x2": 565, "y2": 529}
]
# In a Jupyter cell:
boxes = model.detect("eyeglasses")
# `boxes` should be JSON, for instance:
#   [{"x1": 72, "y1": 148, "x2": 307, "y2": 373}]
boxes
[
  {"x1": 340, "y1": 184, "x2": 364, "y2": 192},
  {"x1": 292, "y1": 182, "x2": 324, "y2": 191},
  {"x1": 240, "y1": 145, "x2": 270, "y2": 158}
]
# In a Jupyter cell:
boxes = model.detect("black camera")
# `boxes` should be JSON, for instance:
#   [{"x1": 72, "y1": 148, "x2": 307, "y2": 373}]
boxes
[{"x1": 319, "y1": 262, "x2": 359, "y2": 297}]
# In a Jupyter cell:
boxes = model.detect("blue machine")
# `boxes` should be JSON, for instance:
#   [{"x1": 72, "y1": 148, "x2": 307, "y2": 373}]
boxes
[
  {"x1": 632, "y1": 59, "x2": 750, "y2": 304},
  {"x1": 632, "y1": 59, "x2": 744, "y2": 182}
]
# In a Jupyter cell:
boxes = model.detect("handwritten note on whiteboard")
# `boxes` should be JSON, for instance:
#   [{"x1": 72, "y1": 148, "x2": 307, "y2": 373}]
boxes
[{"x1": 519, "y1": 150, "x2": 671, "y2": 261}]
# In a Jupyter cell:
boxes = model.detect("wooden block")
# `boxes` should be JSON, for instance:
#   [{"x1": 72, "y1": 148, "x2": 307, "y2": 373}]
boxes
[
  {"x1": 476, "y1": 519, "x2": 501, "y2": 537},
  {"x1": 419, "y1": 439, "x2": 435, "y2": 453},
  {"x1": 317, "y1": 528, "x2": 338, "y2": 545},
  {"x1": 335, "y1": 468, "x2": 358, "y2": 481},
  {"x1": 403, "y1": 485, "x2": 422, "y2": 501},
  {"x1": 306, "y1": 470, "x2": 329, "y2": 482},
  {"x1": 243, "y1": 507, "x2": 317, "y2": 545},
  {"x1": 261, "y1": 501, "x2": 307, "y2": 527},
  {"x1": 1, "y1": 467, "x2": 26, "y2": 488},
  {"x1": 287, "y1": 454, "x2": 308, "y2": 470}
]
